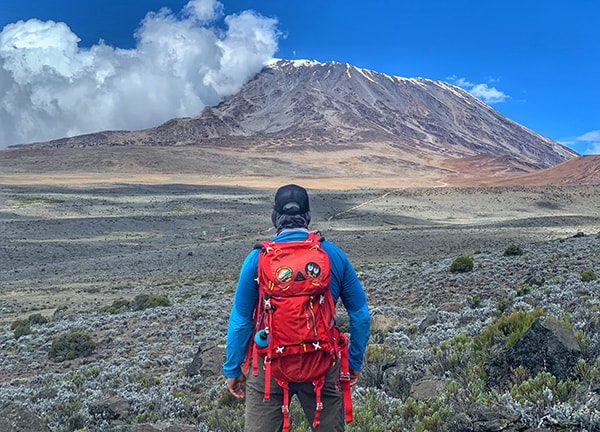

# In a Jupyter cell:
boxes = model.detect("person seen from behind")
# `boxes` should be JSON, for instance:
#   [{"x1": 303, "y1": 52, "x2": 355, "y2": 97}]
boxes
[{"x1": 223, "y1": 184, "x2": 370, "y2": 431}]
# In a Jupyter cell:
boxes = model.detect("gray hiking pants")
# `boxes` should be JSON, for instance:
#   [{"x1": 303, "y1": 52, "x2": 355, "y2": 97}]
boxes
[{"x1": 244, "y1": 360, "x2": 345, "y2": 431}]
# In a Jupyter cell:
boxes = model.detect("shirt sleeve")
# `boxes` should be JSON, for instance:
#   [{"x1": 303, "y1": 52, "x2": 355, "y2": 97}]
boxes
[
  {"x1": 322, "y1": 241, "x2": 370, "y2": 371},
  {"x1": 222, "y1": 249, "x2": 260, "y2": 378}
]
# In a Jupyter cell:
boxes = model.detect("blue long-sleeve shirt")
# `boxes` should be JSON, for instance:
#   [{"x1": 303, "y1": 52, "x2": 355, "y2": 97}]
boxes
[{"x1": 223, "y1": 229, "x2": 370, "y2": 379}]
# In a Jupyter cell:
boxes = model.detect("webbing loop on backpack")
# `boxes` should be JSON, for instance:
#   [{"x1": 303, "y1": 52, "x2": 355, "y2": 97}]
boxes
[
  {"x1": 338, "y1": 333, "x2": 353, "y2": 424},
  {"x1": 312, "y1": 376, "x2": 326, "y2": 429},
  {"x1": 264, "y1": 356, "x2": 272, "y2": 402},
  {"x1": 280, "y1": 380, "x2": 290, "y2": 432},
  {"x1": 251, "y1": 344, "x2": 259, "y2": 376}
]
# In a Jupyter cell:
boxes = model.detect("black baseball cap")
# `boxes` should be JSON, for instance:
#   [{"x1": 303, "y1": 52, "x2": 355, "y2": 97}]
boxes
[{"x1": 273, "y1": 184, "x2": 310, "y2": 215}]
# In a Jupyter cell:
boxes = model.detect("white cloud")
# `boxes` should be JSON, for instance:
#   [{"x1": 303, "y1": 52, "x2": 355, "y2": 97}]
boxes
[
  {"x1": 578, "y1": 130, "x2": 600, "y2": 142},
  {"x1": 447, "y1": 76, "x2": 509, "y2": 104},
  {"x1": 558, "y1": 130, "x2": 600, "y2": 155},
  {"x1": 183, "y1": 0, "x2": 224, "y2": 22},
  {"x1": 577, "y1": 130, "x2": 600, "y2": 155},
  {"x1": 0, "y1": 0, "x2": 279, "y2": 147},
  {"x1": 587, "y1": 143, "x2": 600, "y2": 155}
]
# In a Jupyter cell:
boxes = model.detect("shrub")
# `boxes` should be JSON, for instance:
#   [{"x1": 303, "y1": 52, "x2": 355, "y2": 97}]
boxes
[
  {"x1": 467, "y1": 293, "x2": 481, "y2": 308},
  {"x1": 431, "y1": 334, "x2": 478, "y2": 377},
  {"x1": 11, "y1": 319, "x2": 31, "y2": 339},
  {"x1": 11, "y1": 312, "x2": 49, "y2": 339},
  {"x1": 48, "y1": 331, "x2": 97, "y2": 362},
  {"x1": 504, "y1": 243, "x2": 524, "y2": 256},
  {"x1": 53, "y1": 305, "x2": 69, "y2": 316},
  {"x1": 27, "y1": 313, "x2": 48, "y2": 325},
  {"x1": 478, "y1": 308, "x2": 545, "y2": 350},
  {"x1": 496, "y1": 297, "x2": 512, "y2": 314},
  {"x1": 102, "y1": 298, "x2": 131, "y2": 314},
  {"x1": 131, "y1": 293, "x2": 171, "y2": 310},
  {"x1": 204, "y1": 389, "x2": 245, "y2": 431},
  {"x1": 510, "y1": 370, "x2": 578, "y2": 405},
  {"x1": 581, "y1": 269, "x2": 597, "y2": 282},
  {"x1": 346, "y1": 388, "x2": 406, "y2": 431},
  {"x1": 102, "y1": 294, "x2": 171, "y2": 313},
  {"x1": 361, "y1": 340, "x2": 401, "y2": 388},
  {"x1": 450, "y1": 255, "x2": 474, "y2": 273},
  {"x1": 515, "y1": 283, "x2": 536, "y2": 296},
  {"x1": 11, "y1": 319, "x2": 26, "y2": 330}
]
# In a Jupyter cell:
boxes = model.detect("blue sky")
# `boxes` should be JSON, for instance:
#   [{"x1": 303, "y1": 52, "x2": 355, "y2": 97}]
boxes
[{"x1": 1, "y1": 0, "x2": 598, "y2": 154}]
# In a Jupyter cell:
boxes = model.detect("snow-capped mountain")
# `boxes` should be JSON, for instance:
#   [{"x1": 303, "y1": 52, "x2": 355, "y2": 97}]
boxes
[
  {"x1": 170, "y1": 59, "x2": 574, "y2": 168},
  {"x1": 5, "y1": 59, "x2": 579, "y2": 182}
]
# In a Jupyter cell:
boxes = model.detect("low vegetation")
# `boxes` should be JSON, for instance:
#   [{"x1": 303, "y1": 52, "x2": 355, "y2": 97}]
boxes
[
  {"x1": 11, "y1": 195, "x2": 65, "y2": 207},
  {"x1": 10, "y1": 319, "x2": 31, "y2": 339},
  {"x1": 10, "y1": 313, "x2": 49, "y2": 339},
  {"x1": 48, "y1": 331, "x2": 97, "y2": 362},
  {"x1": 449, "y1": 255, "x2": 474, "y2": 273},
  {"x1": 581, "y1": 268, "x2": 597, "y2": 282},
  {"x1": 504, "y1": 243, "x2": 524, "y2": 256},
  {"x1": 131, "y1": 293, "x2": 172, "y2": 310},
  {"x1": 2, "y1": 235, "x2": 599, "y2": 431},
  {"x1": 101, "y1": 293, "x2": 172, "y2": 314}
]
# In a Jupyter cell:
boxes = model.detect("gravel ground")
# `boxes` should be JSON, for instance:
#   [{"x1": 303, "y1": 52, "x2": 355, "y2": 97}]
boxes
[
  {"x1": 1, "y1": 183, "x2": 599, "y2": 431},
  {"x1": 2, "y1": 183, "x2": 598, "y2": 320}
]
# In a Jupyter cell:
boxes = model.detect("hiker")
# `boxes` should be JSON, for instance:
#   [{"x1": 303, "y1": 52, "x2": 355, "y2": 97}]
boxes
[{"x1": 223, "y1": 184, "x2": 370, "y2": 432}]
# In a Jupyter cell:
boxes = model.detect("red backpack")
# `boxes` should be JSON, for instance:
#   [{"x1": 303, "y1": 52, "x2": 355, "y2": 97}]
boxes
[{"x1": 245, "y1": 232, "x2": 352, "y2": 431}]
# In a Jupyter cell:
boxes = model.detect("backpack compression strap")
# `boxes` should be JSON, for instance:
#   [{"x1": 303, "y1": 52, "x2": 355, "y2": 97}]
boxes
[
  {"x1": 339, "y1": 333, "x2": 353, "y2": 424},
  {"x1": 279, "y1": 380, "x2": 291, "y2": 432},
  {"x1": 311, "y1": 376, "x2": 326, "y2": 429}
]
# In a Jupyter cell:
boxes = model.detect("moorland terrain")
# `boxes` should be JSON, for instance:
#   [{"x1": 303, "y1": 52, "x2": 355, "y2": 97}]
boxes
[{"x1": 1, "y1": 174, "x2": 599, "y2": 431}]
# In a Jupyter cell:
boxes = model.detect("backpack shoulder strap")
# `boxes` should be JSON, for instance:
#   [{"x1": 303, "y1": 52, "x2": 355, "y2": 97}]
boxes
[
  {"x1": 243, "y1": 239, "x2": 272, "y2": 375},
  {"x1": 255, "y1": 232, "x2": 324, "y2": 246},
  {"x1": 306, "y1": 231, "x2": 325, "y2": 243}
]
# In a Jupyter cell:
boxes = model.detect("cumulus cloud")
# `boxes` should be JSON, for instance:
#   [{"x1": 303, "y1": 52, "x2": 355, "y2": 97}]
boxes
[
  {"x1": 0, "y1": 0, "x2": 279, "y2": 147},
  {"x1": 447, "y1": 76, "x2": 509, "y2": 104}
]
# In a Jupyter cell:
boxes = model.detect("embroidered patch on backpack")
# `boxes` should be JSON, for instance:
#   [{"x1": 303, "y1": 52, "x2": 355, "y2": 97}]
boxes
[
  {"x1": 305, "y1": 262, "x2": 321, "y2": 278},
  {"x1": 275, "y1": 266, "x2": 293, "y2": 282}
]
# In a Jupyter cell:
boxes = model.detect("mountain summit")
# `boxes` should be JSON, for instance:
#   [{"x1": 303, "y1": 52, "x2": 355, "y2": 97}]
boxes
[
  {"x1": 3, "y1": 59, "x2": 582, "y2": 185},
  {"x1": 175, "y1": 59, "x2": 575, "y2": 165}
]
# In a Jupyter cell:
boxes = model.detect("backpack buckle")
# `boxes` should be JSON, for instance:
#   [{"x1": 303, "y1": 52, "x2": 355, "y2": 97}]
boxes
[
  {"x1": 340, "y1": 372, "x2": 350, "y2": 382},
  {"x1": 264, "y1": 297, "x2": 272, "y2": 310}
]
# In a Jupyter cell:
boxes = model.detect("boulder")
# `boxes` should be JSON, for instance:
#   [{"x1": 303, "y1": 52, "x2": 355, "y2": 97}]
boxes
[
  {"x1": 447, "y1": 402, "x2": 523, "y2": 432},
  {"x1": 88, "y1": 395, "x2": 131, "y2": 420},
  {"x1": 506, "y1": 318, "x2": 581, "y2": 380},
  {"x1": 410, "y1": 376, "x2": 445, "y2": 400},
  {"x1": 0, "y1": 400, "x2": 51, "y2": 432},
  {"x1": 486, "y1": 317, "x2": 582, "y2": 389},
  {"x1": 186, "y1": 344, "x2": 225, "y2": 377}
]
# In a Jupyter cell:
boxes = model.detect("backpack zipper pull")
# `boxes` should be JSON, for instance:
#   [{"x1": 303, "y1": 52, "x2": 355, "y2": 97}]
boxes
[{"x1": 308, "y1": 297, "x2": 318, "y2": 337}]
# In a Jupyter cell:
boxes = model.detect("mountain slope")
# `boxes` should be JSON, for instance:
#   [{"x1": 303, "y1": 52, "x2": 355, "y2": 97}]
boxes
[
  {"x1": 182, "y1": 59, "x2": 575, "y2": 168},
  {"x1": 3, "y1": 59, "x2": 580, "y2": 185},
  {"x1": 482, "y1": 154, "x2": 600, "y2": 186}
]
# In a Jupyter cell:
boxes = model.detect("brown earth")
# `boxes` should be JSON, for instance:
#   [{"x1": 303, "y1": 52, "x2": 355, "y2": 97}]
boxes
[{"x1": 1, "y1": 145, "x2": 598, "y2": 189}]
